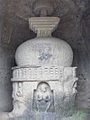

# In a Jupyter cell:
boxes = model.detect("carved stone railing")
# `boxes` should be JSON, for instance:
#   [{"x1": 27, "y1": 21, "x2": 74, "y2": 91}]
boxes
[{"x1": 11, "y1": 66, "x2": 77, "y2": 82}]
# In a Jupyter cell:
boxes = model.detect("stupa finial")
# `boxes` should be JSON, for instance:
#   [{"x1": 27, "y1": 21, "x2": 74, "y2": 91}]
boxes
[
  {"x1": 29, "y1": 17, "x2": 60, "y2": 37},
  {"x1": 32, "y1": 0, "x2": 55, "y2": 17}
]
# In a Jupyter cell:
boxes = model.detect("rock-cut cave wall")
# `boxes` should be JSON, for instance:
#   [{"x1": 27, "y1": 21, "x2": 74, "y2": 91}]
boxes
[{"x1": 0, "y1": 0, "x2": 90, "y2": 116}]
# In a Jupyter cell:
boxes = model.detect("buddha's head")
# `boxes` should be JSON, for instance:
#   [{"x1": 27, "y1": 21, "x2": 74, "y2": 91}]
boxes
[{"x1": 37, "y1": 82, "x2": 51, "y2": 93}]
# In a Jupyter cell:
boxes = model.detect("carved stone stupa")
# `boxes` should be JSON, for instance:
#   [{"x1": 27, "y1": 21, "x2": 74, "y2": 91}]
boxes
[{"x1": 7, "y1": 16, "x2": 78, "y2": 120}]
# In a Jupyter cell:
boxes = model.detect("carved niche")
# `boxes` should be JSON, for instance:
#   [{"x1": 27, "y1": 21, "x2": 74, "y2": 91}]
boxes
[{"x1": 33, "y1": 82, "x2": 54, "y2": 112}]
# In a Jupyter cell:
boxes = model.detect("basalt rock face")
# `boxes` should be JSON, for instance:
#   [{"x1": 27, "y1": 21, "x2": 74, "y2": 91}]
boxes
[
  {"x1": 0, "y1": 0, "x2": 13, "y2": 112},
  {"x1": 0, "y1": 0, "x2": 89, "y2": 115}
]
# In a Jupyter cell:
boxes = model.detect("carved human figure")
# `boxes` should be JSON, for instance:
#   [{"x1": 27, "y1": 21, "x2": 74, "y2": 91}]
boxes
[
  {"x1": 8, "y1": 82, "x2": 26, "y2": 118},
  {"x1": 33, "y1": 82, "x2": 54, "y2": 112}
]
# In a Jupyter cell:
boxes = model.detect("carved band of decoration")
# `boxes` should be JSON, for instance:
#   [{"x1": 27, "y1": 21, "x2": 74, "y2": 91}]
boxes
[{"x1": 11, "y1": 66, "x2": 77, "y2": 82}]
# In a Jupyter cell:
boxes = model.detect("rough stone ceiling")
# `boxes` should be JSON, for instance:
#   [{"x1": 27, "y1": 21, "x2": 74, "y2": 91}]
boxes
[
  {"x1": 5, "y1": 0, "x2": 87, "y2": 22},
  {"x1": 1, "y1": 0, "x2": 89, "y2": 48}
]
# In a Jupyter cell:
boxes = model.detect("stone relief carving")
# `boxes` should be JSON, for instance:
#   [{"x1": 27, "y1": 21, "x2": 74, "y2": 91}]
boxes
[
  {"x1": 38, "y1": 44, "x2": 52, "y2": 63},
  {"x1": 63, "y1": 77, "x2": 77, "y2": 97},
  {"x1": 8, "y1": 82, "x2": 26, "y2": 118},
  {"x1": 12, "y1": 83, "x2": 22, "y2": 101},
  {"x1": 0, "y1": 0, "x2": 89, "y2": 119},
  {"x1": 8, "y1": 64, "x2": 78, "y2": 119},
  {"x1": 12, "y1": 66, "x2": 77, "y2": 82},
  {"x1": 33, "y1": 82, "x2": 54, "y2": 112},
  {"x1": 3, "y1": 15, "x2": 80, "y2": 120}
]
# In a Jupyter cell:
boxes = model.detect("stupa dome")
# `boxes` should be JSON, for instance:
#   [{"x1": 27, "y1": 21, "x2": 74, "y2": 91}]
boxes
[{"x1": 15, "y1": 37, "x2": 73, "y2": 67}]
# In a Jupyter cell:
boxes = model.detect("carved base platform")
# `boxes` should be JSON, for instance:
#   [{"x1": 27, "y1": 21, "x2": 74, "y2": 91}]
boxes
[{"x1": 8, "y1": 65, "x2": 78, "y2": 119}]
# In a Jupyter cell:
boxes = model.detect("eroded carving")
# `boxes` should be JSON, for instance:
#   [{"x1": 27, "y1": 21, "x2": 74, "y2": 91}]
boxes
[
  {"x1": 33, "y1": 82, "x2": 54, "y2": 112},
  {"x1": 38, "y1": 44, "x2": 52, "y2": 62}
]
